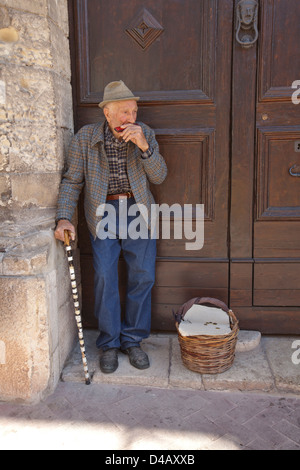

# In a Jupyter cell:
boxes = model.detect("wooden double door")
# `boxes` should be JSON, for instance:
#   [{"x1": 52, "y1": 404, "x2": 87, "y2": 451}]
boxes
[{"x1": 69, "y1": 0, "x2": 300, "y2": 334}]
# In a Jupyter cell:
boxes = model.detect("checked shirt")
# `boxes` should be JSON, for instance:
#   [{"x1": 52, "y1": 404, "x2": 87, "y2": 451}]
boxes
[
  {"x1": 104, "y1": 122, "x2": 131, "y2": 195},
  {"x1": 56, "y1": 120, "x2": 167, "y2": 238}
]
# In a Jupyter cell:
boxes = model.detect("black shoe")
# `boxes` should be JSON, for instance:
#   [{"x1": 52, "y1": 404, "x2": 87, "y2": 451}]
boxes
[
  {"x1": 100, "y1": 348, "x2": 119, "y2": 374},
  {"x1": 122, "y1": 346, "x2": 150, "y2": 370}
]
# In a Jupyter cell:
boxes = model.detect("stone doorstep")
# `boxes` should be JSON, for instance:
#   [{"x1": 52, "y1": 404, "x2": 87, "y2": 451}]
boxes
[{"x1": 61, "y1": 330, "x2": 300, "y2": 396}]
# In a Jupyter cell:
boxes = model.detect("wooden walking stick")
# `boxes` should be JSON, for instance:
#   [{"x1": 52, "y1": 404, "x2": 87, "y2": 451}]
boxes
[{"x1": 64, "y1": 230, "x2": 91, "y2": 385}]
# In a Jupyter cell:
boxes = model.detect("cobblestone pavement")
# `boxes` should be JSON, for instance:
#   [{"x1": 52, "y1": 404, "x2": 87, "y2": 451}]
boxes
[
  {"x1": 0, "y1": 381, "x2": 299, "y2": 450},
  {"x1": 0, "y1": 332, "x2": 299, "y2": 450}
]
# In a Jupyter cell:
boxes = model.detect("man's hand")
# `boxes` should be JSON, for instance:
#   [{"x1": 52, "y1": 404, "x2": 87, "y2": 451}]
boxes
[
  {"x1": 120, "y1": 124, "x2": 149, "y2": 152},
  {"x1": 54, "y1": 219, "x2": 76, "y2": 242}
]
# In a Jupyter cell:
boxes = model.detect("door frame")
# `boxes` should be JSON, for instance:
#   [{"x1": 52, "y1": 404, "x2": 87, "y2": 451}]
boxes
[{"x1": 67, "y1": 0, "x2": 300, "y2": 334}]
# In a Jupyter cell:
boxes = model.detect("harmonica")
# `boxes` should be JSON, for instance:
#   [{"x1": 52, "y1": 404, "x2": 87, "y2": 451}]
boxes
[{"x1": 114, "y1": 123, "x2": 139, "y2": 133}]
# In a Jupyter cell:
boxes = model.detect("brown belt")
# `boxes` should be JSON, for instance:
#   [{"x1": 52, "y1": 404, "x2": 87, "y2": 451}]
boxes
[{"x1": 106, "y1": 191, "x2": 134, "y2": 201}]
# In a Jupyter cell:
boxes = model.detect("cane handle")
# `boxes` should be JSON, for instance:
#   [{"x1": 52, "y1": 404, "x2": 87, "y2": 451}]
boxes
[{"x1": 64, "y1": 230, "x2": 71, "y2": 247}]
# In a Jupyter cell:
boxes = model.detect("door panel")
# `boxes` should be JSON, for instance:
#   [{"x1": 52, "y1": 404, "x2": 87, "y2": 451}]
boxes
[
  {"x1": 254, "y1": 0, "x2": 300, "y2": 319},
  {"x1": 229, "y1": 0, "x2": 300, "y2": 332},
  {"x1": 255, "y1": 0, "x2": 300, "y2": 230},
  {"x1": 254, "y1": 261, "x2": 300, "y2": 307},
  {"x1": 258, "y1": 0, "x2": 300, "y2": 101},
  {"x1": 70, "y1": 0, "x2": 233, "y2": 329},
  {"x1": 256, "y1": 128, "x2": 300, "y2": 220},
  {"x1": 75, "y1": 0, "x2": 217, "y2": 103},
  {"x1": 254, "y1": 262, "x2": 300, "y2": 307}
]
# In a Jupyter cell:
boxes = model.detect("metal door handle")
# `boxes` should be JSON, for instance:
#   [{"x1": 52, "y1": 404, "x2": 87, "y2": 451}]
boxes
[
  {"x1": 289, "y1": 165, "x2": 300, "y2": 177},
  {"x1": 236, "y1": 0, "x2": 259, "y2": 48}
]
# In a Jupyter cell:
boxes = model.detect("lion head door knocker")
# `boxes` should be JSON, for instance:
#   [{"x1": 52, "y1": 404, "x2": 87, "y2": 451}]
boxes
[{"x1": 236, "y1": 0, "x2": 259, "y2": 48}]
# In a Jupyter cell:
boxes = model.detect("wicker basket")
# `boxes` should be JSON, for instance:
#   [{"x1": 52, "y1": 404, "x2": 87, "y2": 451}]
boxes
[{"x1": 174, "y1": 297, "x2": 239, "y2": 375}]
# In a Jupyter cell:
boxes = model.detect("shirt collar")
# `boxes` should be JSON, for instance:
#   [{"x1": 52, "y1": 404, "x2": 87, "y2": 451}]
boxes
[{"x1": 91, "y1": 121, "x2": 105, "y2": 147}]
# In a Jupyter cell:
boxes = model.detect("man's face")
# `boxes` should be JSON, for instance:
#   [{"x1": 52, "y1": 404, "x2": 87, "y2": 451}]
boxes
[{"x1": 104, "y1": 100, "x2": 138, "y2": 137}]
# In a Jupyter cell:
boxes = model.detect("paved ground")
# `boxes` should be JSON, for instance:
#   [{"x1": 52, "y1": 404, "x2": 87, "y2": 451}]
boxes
[
  {"x1": 0, "y1": 332, "x2": 299, "y2": 450},
  {"x1": 0, "y1": 381, "x2": 299, "y2": 451}
]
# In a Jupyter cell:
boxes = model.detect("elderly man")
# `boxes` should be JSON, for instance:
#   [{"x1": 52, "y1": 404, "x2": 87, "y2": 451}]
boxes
[{"x1": 54, "y1": 81, "x2": 167, "y2": 373}]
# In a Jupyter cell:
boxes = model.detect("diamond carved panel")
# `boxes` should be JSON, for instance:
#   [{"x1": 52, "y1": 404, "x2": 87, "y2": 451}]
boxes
[{"x1": 126, "y1": 8, "x2": 164, "y2": 51}]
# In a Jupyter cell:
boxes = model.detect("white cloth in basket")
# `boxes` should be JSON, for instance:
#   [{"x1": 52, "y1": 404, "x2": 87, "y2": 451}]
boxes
[{"x1": 178, "y1": 304, "x2": 231, "y2": 337}]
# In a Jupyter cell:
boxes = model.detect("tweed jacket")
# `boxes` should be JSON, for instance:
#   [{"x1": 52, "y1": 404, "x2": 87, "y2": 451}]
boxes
[{"x1": 56, "y1": 121, "x2": 168, "y2": 238}]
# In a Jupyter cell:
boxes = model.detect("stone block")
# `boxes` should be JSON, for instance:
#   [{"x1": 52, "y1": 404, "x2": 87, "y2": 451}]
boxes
[
  {"x1": 55, "y1": 127, "x2": 74, "y2": 171},
  {"x1": 0, "y1": 151, "x2": 9, "y2": 172},
  {"x1": 8, "y1": 10, "x2": 52, "y2": 68},
  {"x1": 202, "y1": 345, "x2": 274, "y2": 392},
  {"x1": 0, "y1": 276, "x2": 50, "y2": 401},
  {"x1": 47, "y1": 0, "x2": 69, "y2": 35},
  {"x1": 11, "y1": 172, "x2": 61, "y2": 208},
  {"x1": 55, "y1": 244, "x2": 73, "y2": 310},
  {"x1": 0, "y1": 253, "x2": 4, "y2": 275},
  {"x1": 236, "y1": 330, "x2": 261, "y2": 352},
  {"x1": 263, "y1": 336, "x2": 300, "y2": 394},
  {"x1": 2, "y1": 66, "x2": 56, "y2": 126},
  {"x1": 57, "y1": 298, "x2": 77, "y2": 373},
  {"x1": 9, "y1": 122, "x2": 58, "y2": 172},
  {"x1": 1, "y1": 0, "x2": 48, "y2": 17},
  {"x1": 0, "y1": 207, "x2": 56, "y2": 236},
  {"x1": 0, "y1": 339, "x2": 32, "y2": 401},
  {"x1": 0, "y1": 0, "x2": 74, "y2": 403},
  {"x1": 49, "y1": 21, "x2": 71, "y2": 81},
  {"x1": 0, "y1": 135, "x2": 11, "y2": 156},
  {"x1": 0, "y1": 108, "x2": 7, "y2": 123},
  {"x1": 2, "y1": 255, "x2": 31, "y2": 275},
  {"x1": 52, "y1": 74, "x2": 73, "y2": 129},
  {"x1": 2, "y1": 242, "x2": 51, "y2": 276},
  {"x1": 0, "y1": 79, "x2": 6, "y2": 105},
  {"x1": 0, "y1": 238, "x2": 76, "y2": 402},
  {"x1": 0, "y1": 174, "x2": 11, "y2": 206},
  {"x1": 0, "y1": 6, "x2": 10, "y2": 29},
  {"x1": 45, "y1": 241, "x2": 78, "y2": 382}
]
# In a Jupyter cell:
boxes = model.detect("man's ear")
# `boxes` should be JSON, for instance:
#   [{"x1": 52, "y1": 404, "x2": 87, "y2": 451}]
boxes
[{"x1": 103, "y1": 106, "x2": 109, "y2": 120}]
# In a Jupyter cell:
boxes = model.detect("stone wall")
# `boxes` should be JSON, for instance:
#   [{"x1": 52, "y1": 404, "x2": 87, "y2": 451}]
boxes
[{"x1": 0, "y1": 0, "x2": 77, "y2": 402}]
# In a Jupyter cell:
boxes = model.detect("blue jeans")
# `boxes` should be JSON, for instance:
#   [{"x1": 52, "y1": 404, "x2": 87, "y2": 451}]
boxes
[{"x1": 90, "y1": 198, "x2": 156, "y2": 351}]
